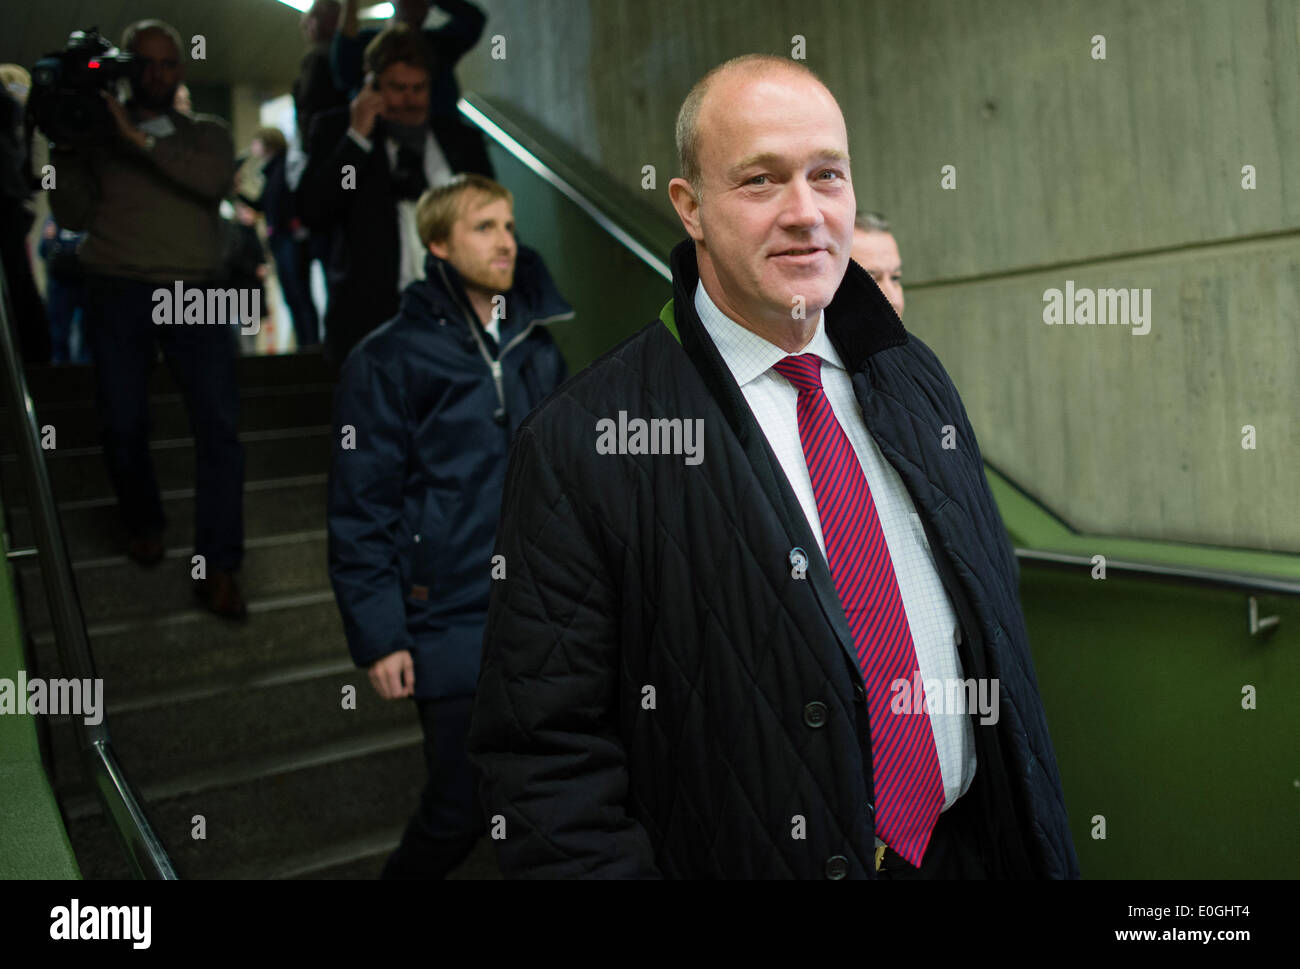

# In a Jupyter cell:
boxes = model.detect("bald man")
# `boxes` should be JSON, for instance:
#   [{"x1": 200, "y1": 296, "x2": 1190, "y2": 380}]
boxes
[
  {"x1": 852, "y1": 211, "x2": 904, "y2": 319},
  {"x1": 469, "y1": 55, "x2": 1078, "y2": 880}
]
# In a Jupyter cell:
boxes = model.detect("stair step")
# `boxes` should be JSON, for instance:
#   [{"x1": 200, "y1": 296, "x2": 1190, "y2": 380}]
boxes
[
  {"x1": 13, "y1": 349, "x2": 492, "y2": 882},
  {"x1": 279, "y1": 828, "x2": 403, "y2": 879},
  {"x1": 19, "y1": 351, "x2": 333, "y2": 405},
  {"x1": 61, "y1": 734, "x2": 426, "y2": 879},
  {"x1": 288, "y1": 833, "x2": 502, "y2": 880},
  {"x1": 0, "y1": 384, "x2": 335, "y2": 455},
  {"x1": 31, "y1": 591, "x2": 345, "y2": 702},
  {"x1": 0, "y1": 427, "x2": 332, "y2": 507},
  {"x1": 7, "y1": 475, "x2": 327, "y2": 559},
  {"x1": 48, "y1": 666, "x2": 415, "y2": 796},
  {"x1": 18, "y1": 531, "x2": 329, "y2": 629}
]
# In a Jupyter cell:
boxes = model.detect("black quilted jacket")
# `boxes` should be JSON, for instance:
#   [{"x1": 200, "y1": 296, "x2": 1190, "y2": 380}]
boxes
[{"x1": 468, "y1": 239, "x2": 1080, "y2": 879}]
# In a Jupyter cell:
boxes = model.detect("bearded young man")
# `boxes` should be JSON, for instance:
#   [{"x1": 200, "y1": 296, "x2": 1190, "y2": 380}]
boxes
[{"x1": 328, "y1": 175, "x2": 569, "y2": 878}]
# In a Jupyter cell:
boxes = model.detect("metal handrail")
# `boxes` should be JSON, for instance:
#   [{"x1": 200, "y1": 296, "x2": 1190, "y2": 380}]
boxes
[
  {"x1": 459, "y1": 92, "x2": 1300, "y2": 601},
  {"x1": 1014, "y1": 548, "x2": 1300, "y2": 597},
  {"x1": 459, "y1": 93, "x2": 674, "y2": 282},
  {"x1": 0, "y1": 263, "x2": 176, "y2": 878}
]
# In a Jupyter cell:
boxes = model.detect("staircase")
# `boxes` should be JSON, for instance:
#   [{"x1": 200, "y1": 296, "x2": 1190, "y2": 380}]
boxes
[{"x1": 2, "y1": 351, "x2": 500, "y2": 879}]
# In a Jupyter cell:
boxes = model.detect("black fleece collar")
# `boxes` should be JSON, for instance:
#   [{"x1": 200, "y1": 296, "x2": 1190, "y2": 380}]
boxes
[
  {"x1": 666, "y1": 237, "x2": 908, "y2": 445},
  {"x1": 668, "y1": 238, "x2": 908, "y2": 372}
]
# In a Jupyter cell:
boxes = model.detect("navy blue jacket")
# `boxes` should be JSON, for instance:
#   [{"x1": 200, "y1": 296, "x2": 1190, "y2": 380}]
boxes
[
  {"x1": 328, "y1": 245, "x2": 570, "y2": 699},
  {"x1": 469, "y1": 239, "x2": 1079, "y2": 878}
]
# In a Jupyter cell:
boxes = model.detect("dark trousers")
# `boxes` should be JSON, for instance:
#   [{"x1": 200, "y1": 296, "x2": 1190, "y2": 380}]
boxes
[
  {"x1": 1, "y1": 205, "x2": 51, "y2": 364},
  {"x1": 876, "y1": 785, "x2": 989, "y2": 880},
  {"x1": 83, "y1": 275, "x2": 245, "y2": 570},
  {"x1": 382, "y1": 694, "x2": 486, "y2": 879},
  {"x1": 268, "y1": 233, "x2": 319, "y2": 349}
]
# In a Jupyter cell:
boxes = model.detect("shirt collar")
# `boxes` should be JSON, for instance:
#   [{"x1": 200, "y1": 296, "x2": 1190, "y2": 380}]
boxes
[{"x1": 693, "y1": 279, "x2": 845, "y2": 387}]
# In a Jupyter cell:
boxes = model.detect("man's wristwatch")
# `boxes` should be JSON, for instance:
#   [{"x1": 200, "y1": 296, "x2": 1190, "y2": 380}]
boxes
[{"x1": 140, "y1": 133, "x2": 156, "y2": 151}]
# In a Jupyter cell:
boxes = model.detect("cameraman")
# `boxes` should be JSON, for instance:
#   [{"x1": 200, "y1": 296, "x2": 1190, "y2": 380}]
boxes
[{"x1": 47, "y1": 20, "x2": 248, "y2": 619}]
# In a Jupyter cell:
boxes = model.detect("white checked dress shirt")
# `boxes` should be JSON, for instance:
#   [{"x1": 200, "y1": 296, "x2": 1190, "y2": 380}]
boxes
[{"x1": 694, "y1": 281, "x2": 976, "y2": 812}]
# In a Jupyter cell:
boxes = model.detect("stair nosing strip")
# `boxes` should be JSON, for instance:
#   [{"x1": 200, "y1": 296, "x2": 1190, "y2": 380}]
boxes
[
  {"x1": 1, "y1": 425, "x2": 332, "y2": 462},
  {"x1": 238, "y1": 828, "x2": 405, "y2": 881},
  {"x1": 7, "y1": 473, "x2": 329, "y2": 515},
  {"x1": 61, "y1": 725, "x2": 423, "y2": 817},
  {"x1": 19, "y1": 529, "x2": 328, "y2": 573},
  {"x1": 5, "y1": 382, "x2": 338, "y2": 415},
  {"x1": 106, "y1": 656, "x2": 358, "y2": 714},
  {"x1": 29, "y1": 588, "x2": 338, "y2": 644}
]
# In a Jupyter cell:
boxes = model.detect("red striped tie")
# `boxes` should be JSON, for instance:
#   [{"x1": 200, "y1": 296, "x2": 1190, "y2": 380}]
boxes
[{"x1": 772, "y1": 353, "x2": 944, "y2": 867}]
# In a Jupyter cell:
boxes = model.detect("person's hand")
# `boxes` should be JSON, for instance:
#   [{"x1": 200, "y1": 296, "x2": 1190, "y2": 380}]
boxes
[
  {"x1": 100, "y1": 91, "x2": 149, "y2": 150},
  {"x1": 368, "y1": 649, "x2": 415, "y2": 699},
  {"x1": 348, "y1": 73, "x2": 384, "y2": 139}
]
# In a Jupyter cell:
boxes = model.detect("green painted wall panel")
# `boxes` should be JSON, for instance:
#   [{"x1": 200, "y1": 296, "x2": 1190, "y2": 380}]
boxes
[
  {"x1": 1021, "y1": 565, "x2": 1298, "y2": 878},
  {"x1": 0, "y1": 495, "x2": 81, "y2": 880}
]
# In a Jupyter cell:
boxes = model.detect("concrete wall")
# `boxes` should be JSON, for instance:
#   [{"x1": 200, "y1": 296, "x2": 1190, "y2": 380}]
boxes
[{"x1": 458, "y1": 0, "x2": 1300, "y2": 553}]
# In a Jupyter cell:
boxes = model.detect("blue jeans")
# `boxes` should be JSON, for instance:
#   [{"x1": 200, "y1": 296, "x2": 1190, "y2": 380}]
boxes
[
  {"x1": 82, "y1": 275, "x2": 245, "y2": 570},
  {"x1": 46, "y1": 276, "x2": 90, "y2": 365},
  {"x1": 381, "y1": 694, "x2": 486, "y2": 879}
]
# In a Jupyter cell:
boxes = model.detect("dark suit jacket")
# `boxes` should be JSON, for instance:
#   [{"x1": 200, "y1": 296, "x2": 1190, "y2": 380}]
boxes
[
  {"x1": 297, "y1": 106, "x2": 493, "y2": 365},
  {"x1": 294, "y1": 45, "x2": 348, "y2": 156},
  {"x1": 240, "y1": 152, "x2": 296, "y2": 237}
]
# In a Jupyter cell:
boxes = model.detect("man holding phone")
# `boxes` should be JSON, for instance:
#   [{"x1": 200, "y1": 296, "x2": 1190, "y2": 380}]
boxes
[{"x1": 299, "y1": 24, "x2": 484, "y2": 366}]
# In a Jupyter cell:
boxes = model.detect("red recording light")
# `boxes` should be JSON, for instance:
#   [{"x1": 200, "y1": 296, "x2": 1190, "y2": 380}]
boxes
[{"x1": 88, "y1": 60, "x2": 101, "y2": 69}]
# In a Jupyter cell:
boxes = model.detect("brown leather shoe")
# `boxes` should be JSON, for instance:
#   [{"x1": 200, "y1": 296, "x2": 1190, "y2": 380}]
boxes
[
  {"x1": 126, "y1": 533, "x2": 165, "y2": 567},
  {"x1": 194, "y1": 569, "x2": 248, "y2": 621}
]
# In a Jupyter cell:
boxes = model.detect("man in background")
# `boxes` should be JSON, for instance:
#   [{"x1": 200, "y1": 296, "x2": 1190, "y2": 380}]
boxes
[
  {"x1": 38, "y1": 214, "x2": 89, "y2": 364},
  {"x1": 0, "y1": 64, "x2": 50, "y2": 363},
  {"x1": 294, "y1": 0, "x2": 348, "y2": 154},
  {"x1": 332, "y1": 0, "x2": 492, "y2": 177},
  {"x1": 46, "y1": 20, "x2": 247, "y2": 619},
  {"x1": 851, "y1": 210, "x2": 904, "y2": 319},
  {"x1": 329, "y1": 174, "x2": 568, "y2": 878},
  {"x1": 300, "y1": 25, "x2": 469, "y2": 366},
  {"x1": 241, "y1": 127, "x2": 318, "y2": 349}
]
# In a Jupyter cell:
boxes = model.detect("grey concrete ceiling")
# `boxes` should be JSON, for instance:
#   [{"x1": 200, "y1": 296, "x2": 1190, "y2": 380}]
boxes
[{"x1": 4, "y1": 0, "x2": 313, "y2": 88}]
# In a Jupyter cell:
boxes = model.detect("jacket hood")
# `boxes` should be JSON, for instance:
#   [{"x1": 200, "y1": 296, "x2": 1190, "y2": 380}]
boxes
[{"x1": 399, "y1": 243, "x2": 574, "y2": 339}]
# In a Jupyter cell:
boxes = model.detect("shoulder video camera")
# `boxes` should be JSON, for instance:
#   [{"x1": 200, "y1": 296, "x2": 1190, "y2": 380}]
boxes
[{"x1": 28, "y1": 27, "x2": 136, "y2": 146}]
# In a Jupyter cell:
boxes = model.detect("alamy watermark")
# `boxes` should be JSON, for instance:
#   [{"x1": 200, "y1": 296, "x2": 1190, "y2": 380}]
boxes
[
  {"x1": 50, "y1": 899, "x2": 150, "y2": 949},
  {"x1": 0, "y1": 671, "x2": 103, "y2": 726},
  {"x1": 152, "y1": 281, "x2": 260, "y2": 335},
  {"x1": 889, "y1": 673, "x2": 999, "y2": 725},
  {"x1": 1043, "y1": 280, "x2": 1150, "y2": 335},
  {"x1": 595, "y1": 411, "x2": 704, "y2": 466}
]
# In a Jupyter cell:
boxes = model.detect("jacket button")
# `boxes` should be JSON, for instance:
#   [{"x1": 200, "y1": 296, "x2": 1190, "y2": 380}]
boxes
[
  {"x1": 803, "y1": 701, "x2": 827, "y2": 728},
  {"x1": 852, "y1": 683, "x2": 865, "y2": 703},
  {"x1": 825, "y1": 855, "x2": 848, "y2": 880}
]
